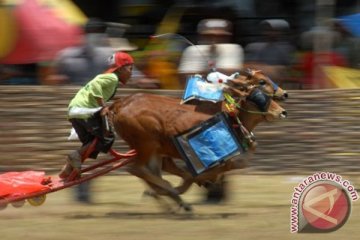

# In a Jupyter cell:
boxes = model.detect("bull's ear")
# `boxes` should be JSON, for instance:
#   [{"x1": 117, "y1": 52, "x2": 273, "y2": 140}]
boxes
[
  {"x1": 239, "y1": 68, "x2": 253, "y2": 78},
  {"x1": 251, "y1": 69, "x2": 263, "y2": 80}
]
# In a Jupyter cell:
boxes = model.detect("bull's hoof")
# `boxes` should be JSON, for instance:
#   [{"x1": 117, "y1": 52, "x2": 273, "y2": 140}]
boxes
[
  {"x1": 142, "y1": 190, "x2": 156, "y2": 198},
  {"x1": 181, "y1": 203, "x2": 193, "y2": 212},
  {"x1": 204, "y1": 180, "x2": 228, "y2": 204}
]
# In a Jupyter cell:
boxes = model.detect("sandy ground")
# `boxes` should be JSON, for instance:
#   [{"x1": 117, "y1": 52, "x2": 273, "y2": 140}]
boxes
[{"x1": 0, "y1": 174, "x2": 359, "y2": 240}]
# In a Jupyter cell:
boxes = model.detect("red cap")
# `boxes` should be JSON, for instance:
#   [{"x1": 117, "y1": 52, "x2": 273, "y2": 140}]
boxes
[{"x1": 106, "y1": 51, "x2": 134, "y2": 73}]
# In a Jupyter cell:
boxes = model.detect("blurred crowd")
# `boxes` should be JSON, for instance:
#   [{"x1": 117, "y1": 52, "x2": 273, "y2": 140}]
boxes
[{"x1": 1, "y1": 1, "x2": 360, "y2": 90}]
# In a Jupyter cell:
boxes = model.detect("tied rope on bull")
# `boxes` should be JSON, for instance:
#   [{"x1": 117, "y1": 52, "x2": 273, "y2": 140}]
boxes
[{"x1": 223, "y1": 92, "x2": 256, "y2": 151}]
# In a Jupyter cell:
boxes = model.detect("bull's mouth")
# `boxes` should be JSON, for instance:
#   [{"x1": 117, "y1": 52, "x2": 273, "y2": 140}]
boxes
[
  {"x1": 280, "y1": 111, "x2": 288, "y2": 119},
  {"x1": 265, "y1": 110, "x2": 287, "y2": 121}
]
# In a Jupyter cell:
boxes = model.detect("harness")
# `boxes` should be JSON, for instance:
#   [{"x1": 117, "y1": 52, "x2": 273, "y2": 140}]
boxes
[{"x1": 223, "y1": 92, "x2": 256, "y2": 151}]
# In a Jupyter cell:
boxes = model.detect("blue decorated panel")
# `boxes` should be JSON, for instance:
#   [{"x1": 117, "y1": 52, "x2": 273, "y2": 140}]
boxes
[
  {"x1": 182, "y1": 75, "x2": 224, "y2": 103},
  {"x1": 173, "y1": 112, "x2": 244, "y2": 175}
]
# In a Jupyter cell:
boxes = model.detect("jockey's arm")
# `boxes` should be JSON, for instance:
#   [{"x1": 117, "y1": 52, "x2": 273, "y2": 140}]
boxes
[
  {"x1": 95, "y1": 97, "x2": 109, "y2": 116},
  {"x1": 95, "y1": 97, "x2": 106, "y2": 107}
]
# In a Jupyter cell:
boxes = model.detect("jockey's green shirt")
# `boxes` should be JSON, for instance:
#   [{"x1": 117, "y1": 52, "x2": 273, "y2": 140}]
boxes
[{"x1": 68, "y1": 73, "x2": 120, "y2": 119}]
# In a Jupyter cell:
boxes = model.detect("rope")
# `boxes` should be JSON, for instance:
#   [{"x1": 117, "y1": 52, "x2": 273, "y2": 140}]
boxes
[
  {"x1": 223, "y1": 93, "x2": 256, "y2": 150},
  {"x1": 223, "y1": 92, "x2": 267, "y2": 115}
]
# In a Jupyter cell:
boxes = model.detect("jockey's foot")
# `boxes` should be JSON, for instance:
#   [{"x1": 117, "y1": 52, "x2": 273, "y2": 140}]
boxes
[
  {"x1": 58, "y1": 162, "x2": 73, "y2": 179},
  {"x1": 58, "y1": 151, "x2": 82, "y2": 179}
]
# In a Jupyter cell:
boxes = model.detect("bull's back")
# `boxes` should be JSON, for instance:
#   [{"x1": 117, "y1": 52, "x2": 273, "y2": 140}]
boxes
[
  {"x1": 110, "y1": 93, "x2": 212, "y2": 156},
  {"x1": 111, "y1": 93, "x2": 210, "y2": 127}
]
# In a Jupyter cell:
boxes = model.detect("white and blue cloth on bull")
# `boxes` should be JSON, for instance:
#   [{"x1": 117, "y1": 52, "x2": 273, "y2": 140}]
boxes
[
  {"x1": 181, "y1": 75, "x2": 224, "y2": 103},
  {"x1": 173, "y1": 112, "x2": 244, "y2": 176}
]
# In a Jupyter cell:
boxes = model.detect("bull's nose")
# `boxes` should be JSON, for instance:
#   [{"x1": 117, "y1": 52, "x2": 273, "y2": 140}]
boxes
[
  {"x1": 280, "y1": 110, "x2": 287, "y2": 118},
  {"x1": 284, "y1": 92, "x2": 288, "y2": 99}
]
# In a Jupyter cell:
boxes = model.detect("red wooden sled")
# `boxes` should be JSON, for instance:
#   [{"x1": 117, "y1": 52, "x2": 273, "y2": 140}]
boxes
[{"x1": 0, "y1": 139, "x2": 136, "y2": 209}]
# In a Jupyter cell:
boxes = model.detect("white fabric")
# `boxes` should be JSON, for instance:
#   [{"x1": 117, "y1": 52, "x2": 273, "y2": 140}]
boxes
[
  {"x1": 68, "y1": 127, "x2": 79, "y2": 141},
  {"x1": 68, "y1": 106, "x2": 102, "y2": 118},
  {"x1": 178, "y1": 44, "x2": 244, "y2": 74},
  {"x1": 206, "y1": 71, "x2": 239, "y2": 83}
]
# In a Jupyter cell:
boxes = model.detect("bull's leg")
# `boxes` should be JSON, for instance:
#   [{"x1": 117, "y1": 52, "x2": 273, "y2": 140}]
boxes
[
  {"x1": 144, "y1": 157, "x2": 193, "y2": 196},
  {"x1": 141, "y1": 157, "x2": 193, "y2": 212},
  {"x1": 142, "y1": 189, "x2": 174, "y2": 213},
  {"x1": 199, "y1": 158, "x2": 248, "y2": 203},
  {"x1": 161, "y1": 157, "x2": 188, "y2": 178},
  {"x1": 127, "y1": 162, "x2": 192, "y2": 212},
  {"x1": 143, "y1": 157, "x2": 171, "y2": 196},
  {"x1": 204, "y1": 174, "x2": 228, "y2": 203},
  {"x1": 161, "y1": 157, "x2": 194, "y2": 195}
]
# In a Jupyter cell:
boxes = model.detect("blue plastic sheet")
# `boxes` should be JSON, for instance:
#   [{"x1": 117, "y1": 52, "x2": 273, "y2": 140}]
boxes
[
  {"x1": 173, "y1": 112, "x2": 244, "y2": 175},
  {"x1": 182, "y1": 75, "x2": 224, "y2": 103},
  {"x1": 188, "y1": 120, "x2": 238, "y2": 168}
]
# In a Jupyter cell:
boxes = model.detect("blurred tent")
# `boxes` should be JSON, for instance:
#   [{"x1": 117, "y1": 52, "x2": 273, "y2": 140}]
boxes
[
  {"x1": 0, "y1": 0, "x2": 87, "y2": 64},
  {"x1": 337, "y1": 13, "x2": 360, "y2": 37},
  {"x1": 323, "y1": 66, "x2": 360, "y2": 88}
]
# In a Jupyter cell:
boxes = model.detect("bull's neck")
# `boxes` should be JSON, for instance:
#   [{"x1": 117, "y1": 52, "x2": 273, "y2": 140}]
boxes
[
  {"x1": 238, "y1": 111, "x2": 263, "y2": 132},
  {"x1": 220, "y1": 101, "x2": 263, "y2": 132},
  {"x1": 195, "y1": 102, "x2": 263, "y2": 132}
]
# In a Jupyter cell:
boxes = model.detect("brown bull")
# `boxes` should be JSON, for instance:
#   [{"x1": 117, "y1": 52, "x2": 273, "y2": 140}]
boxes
[
  {"x1": 160, "y1": 69, "x2": 288, "y2": 198},
  {"x1": 109, "y1": 87, "x2": 287, "y2": 211},
  {"x1": 236, "y1": 68, "x2": 288, "y2": 101}
]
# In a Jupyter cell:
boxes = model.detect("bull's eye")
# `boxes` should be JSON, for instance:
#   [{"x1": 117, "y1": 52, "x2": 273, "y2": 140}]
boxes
[{"x1": 259, "y1": 79, "x2": 266, "y2": 86}]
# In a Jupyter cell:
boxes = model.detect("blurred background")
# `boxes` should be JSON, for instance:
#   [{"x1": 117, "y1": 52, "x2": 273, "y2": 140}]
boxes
[
  {"x1": 1, "y1": 2, "x2": 360, "y2": 238},
  {"x1": 1, "y1": 0, "x2": 360, "y2": 89},
  {"x1": 1, "y1": 0, "x2": 360, "y2": 193}
]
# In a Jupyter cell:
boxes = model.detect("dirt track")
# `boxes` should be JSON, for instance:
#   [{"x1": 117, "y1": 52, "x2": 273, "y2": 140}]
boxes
[{"x1": 0, "y1": 174, "x2": 359, "y2": 240}]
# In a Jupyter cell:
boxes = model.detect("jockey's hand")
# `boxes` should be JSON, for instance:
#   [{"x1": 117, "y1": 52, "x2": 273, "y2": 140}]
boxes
[{"x1": 100, "y1": 106, "x2": 110, "y2": 116}]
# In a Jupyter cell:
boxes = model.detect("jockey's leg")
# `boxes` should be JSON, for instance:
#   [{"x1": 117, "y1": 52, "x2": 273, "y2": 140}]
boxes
[
  {"x1": 58, "y1": 141, "x2": 94, "y2": 179},
  {"x1": 58, "y1": 161, "x2": 73, "y2": 179},
  {"x1": 59, "y1": 111, "x2": 113, "y2": 179}
]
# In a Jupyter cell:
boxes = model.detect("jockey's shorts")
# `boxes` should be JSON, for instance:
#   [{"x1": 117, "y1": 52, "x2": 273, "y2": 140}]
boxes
[{"x1": 69, "y1": 111, "x2": 115, "y2": 158}]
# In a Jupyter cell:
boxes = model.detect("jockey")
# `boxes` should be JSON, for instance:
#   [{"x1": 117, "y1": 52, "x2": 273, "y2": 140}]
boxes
[{"x1": 59, "y1": 51, "x2": 134, "y2": 179}]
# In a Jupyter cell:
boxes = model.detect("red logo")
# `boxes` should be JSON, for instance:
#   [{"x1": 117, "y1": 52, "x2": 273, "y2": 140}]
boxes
[{"x1": 300, "y1": 182, "x2": 351, "y2": 232}]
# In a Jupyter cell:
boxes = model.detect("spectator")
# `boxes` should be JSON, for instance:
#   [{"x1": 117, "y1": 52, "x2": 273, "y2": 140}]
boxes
[
  {"x1": 0, "y1": 64, "x2": 38, "y2": 85},
  {"x1": 178, "y1": 18, "x2": 244, "y2": 87},
  {"x1": 331, "y1": 19, "x2": 360, "y2": 69},
  {"x1": 296, "y1": 26, "x2": 347, "y2": 89},
  {"x1": 143, "y1": 46, "x2": 180, "y2": 89},
  {"x1": 45, "y1": 18, "x2": 115, "y2": 85},
  {"x1": 177, "y1": 18, "x2": 244, "y2": 203},
  {"x1": 244, "y1": 19, "x2": 295, "y2": 85},
  {"x1": 46, "y1": 19, "x2": 156, "y2": 88}
]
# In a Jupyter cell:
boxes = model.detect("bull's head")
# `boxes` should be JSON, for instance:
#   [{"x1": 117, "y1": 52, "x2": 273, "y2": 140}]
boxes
[
  {"x1": 223, "y1": 81, "x2": 287, "y2": 121},
  {"x1": 233, "y1": 68, "x2": 288, "y2": 101}
]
